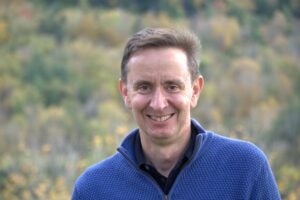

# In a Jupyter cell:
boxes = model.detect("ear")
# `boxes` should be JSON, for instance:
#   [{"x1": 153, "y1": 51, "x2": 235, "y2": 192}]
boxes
[
  {"x1": 119, "y1": 79, "x2": 132, "y2": 109},
  {"x1": 191, "y1": 75, "x2": 204, "y2": 108}
]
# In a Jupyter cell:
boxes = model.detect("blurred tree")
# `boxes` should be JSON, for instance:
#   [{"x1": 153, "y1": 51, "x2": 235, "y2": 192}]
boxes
[
  {"x1": 267, "y1": 101, "x2": 300, "y2": 166},
  {"x1": 266, "y1": 100, "x2": 300, "y2": 199},
  {"x1": 159, "y1": 0, "x2": 185, "y2": 18},
  {"x1": 226, "y1": 0, "x2": 254, "y2": 23},
  {"x1": 38, "y1": 8, "x2": 65, "y2": 42},
  {"x1": 210, "y1": 15, "x2": 241, "y2": 50},
  {"x1": 253, "y1": 0, "x2": 277, "y2": 18},
  {"x1": 182, "y1": 0, "x2": 203, "y2": 16},
  {"x1": 0, "y1": 19, "x2": 9, "y2": 43},
  {"x1": 223, "y1": 57, "x2": 262, "y2": 119},
  {"x1": 0, "y1": 0, "x2": 299, "y2": 199},
  {"x1": 22, "y1": 36, "x2": 71, "y2": 106}
]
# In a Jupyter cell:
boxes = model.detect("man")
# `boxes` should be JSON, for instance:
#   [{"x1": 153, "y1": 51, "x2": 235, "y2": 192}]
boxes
[{"x1": 72, "y1": 28, "x2": 281, "y2": 199}]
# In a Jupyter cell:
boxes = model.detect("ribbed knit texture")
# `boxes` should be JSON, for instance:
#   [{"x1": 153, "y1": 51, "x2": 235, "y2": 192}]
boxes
[{"x1": 72, "y1": 120, "x2": 281, "y2": 200}]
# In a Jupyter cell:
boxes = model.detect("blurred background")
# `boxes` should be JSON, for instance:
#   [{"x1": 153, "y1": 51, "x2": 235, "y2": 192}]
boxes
[{"x1": 0, "y1": 0, "x2": 299, "y2": 199}]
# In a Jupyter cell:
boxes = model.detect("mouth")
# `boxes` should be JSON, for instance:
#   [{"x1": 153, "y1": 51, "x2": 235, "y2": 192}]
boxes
[{"x1": 147, "y1": 113, "x2": 174, "y2": 122}]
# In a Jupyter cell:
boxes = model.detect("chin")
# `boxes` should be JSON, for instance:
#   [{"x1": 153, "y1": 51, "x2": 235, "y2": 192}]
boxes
[{"x1": 147, "y1": 128, "x2": 176, "y2": 139}]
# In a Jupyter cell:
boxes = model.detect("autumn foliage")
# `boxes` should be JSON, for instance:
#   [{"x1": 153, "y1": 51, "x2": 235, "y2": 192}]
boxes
[{"x1": 0, "y1": 0, "x2": 299, "y2": 199}]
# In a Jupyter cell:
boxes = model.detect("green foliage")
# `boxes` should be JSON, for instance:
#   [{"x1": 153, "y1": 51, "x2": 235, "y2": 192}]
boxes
[
  {"x1": 267, "y1": 101, "x2": 300, "y2": 165},
  {"x1": 0, "y1": 0, "x2": 299, "y2": 199},
  {"x1": 22, "y1": 38, "x2": 71, "y2": 106}
]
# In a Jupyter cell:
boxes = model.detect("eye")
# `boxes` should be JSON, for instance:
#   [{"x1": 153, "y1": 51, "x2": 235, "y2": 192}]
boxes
[
  {"x1": 166, "y1": 84, "x2": 180, "y2": 93},
  {"x1": 137, "y1": 84, "x2": 151, "y2": 94}
]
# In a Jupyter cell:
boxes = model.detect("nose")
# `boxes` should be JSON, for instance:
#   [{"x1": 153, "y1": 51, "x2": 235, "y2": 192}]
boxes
[{"x1": 149, "y1": 87, "x2": 168, "y2": 111}]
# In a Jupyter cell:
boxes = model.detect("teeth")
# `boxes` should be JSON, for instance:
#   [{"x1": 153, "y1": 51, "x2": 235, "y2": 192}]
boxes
[{"x1": 149, "y1": 114, "x2": 172, "y2": 122}]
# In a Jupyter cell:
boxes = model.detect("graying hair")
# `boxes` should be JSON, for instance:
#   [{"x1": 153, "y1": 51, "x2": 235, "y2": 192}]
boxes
[{"x1": 121, "y1": 27, "x2": 201, "y2": 83}]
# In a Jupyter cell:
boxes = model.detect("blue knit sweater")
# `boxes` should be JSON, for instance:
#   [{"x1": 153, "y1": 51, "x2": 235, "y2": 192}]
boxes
[{"x1": 72, "y1": 120, "x2": 281, "y2": 199}]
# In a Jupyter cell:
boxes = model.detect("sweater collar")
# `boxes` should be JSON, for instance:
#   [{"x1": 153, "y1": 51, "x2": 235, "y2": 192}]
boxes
[
  {"x1": 135, "y1": 123, "x2": 198, "y2": 167},
  {"x1": 117, "y1": 119, "x2": 206, "y2": 165}
]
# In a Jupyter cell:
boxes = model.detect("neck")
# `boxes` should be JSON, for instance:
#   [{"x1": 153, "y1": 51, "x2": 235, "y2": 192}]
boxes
[{"x1": 140, "y1": 131, "x2": 191, "y2": 177}]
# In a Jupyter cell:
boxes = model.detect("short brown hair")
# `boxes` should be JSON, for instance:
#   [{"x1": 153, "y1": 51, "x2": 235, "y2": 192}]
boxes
[{"x1": 120, "y1": 27, "x2": 201, "y2": 83}]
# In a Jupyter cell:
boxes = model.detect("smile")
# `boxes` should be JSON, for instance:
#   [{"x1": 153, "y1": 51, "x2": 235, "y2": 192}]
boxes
[{"x1": 147, "y1": 114, "x2": 174, "y2": 122}]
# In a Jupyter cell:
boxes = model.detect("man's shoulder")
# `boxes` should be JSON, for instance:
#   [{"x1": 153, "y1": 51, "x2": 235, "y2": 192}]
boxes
[
  {"x1": 72, "y1": 153, "x2": 125, "y2": 199},
  {"x1": 74, "y1": 153, "x2": 122, "y2": 186},
  {"x1": 203, "y1": 132, "x2": 268, "y2": 165}
]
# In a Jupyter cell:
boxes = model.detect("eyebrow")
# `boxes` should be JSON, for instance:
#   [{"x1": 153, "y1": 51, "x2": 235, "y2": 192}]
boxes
[
  {"x1": 131, "y1": 78, "x2": 186, "y2": 89},
  {"x1": 132, "y1": 80, "x2": 152, "y2": 89},
  {"x1": 164, "y1": 79, "x2": 185, "y2": 88}
]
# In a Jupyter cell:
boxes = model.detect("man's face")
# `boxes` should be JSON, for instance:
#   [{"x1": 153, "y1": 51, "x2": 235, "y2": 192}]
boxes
[{"x1": 120, "y1": 47, "x2": 203, "y2": 145}]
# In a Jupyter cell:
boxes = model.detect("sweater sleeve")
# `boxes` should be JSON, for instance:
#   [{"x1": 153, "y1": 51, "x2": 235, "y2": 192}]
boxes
[
  {"x1": 71, "y1": 185, "x2": 80, "y2": 200},
  {"x1": 250, "y1": 158, "x2": 281, "y2": 200}
]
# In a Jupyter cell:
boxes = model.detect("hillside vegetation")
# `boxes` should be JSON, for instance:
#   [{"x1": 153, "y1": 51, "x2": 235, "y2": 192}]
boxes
[{"x1": 0, "y1": 0, "x2": 299, "y2": 199}]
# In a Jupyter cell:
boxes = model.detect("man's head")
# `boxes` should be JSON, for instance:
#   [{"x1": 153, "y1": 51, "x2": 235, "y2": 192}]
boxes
[
  {"x1": 121, "y1": 27, "x2": 201, "y2": 84},
  {"x1": 119, "y1": 27, "x2": 204, "y2": 145}
]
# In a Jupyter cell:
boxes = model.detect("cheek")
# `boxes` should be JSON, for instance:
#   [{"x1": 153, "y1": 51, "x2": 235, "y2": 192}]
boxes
[
  {"x1": 124, "y1": 96, "x2": 132, "y2": 109},
  {"x1": 130, "y1": 95, "x2": 150, "y2": 110},
  {"x1": 170, "y1": 94, "x2": 192, "y2": 110}
]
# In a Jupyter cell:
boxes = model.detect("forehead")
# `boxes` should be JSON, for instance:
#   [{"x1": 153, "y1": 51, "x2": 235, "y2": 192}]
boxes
[
  {"x1": 126, "y1": 47, "x2": 191, "y2": 83},
  {"x1": 130, "y1": 47, "x2": 187, "y2": 62}
]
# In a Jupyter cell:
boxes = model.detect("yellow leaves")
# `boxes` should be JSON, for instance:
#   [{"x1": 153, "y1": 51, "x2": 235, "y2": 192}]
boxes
[
  {"x1": 3, "y1": 172, "x2": 30, "y2": 200},
  {"x1": 64, "y1": 9, "x2": 130, "y2": 45},
  {"x1": 103, "y1": 134, "x2": 116, "y2": 147},
  {"x1": 277, "y1": 73, "x2": 293, "y2": 96},
  {"x1": 34, "y1": 180, "x2": 50, "y2": 199},
  {"x1": 41, "y1": 144, "x2": 52, "y2": 155},
  {"x1": 229, "y1": 57, "x2": 261, "y2": 101},
  {"x1": 96, "y1": 10, "x2": 133, "y2": 46},
  {"x1": 228, "y1": 58, "x2": 262, "y2": 108},
  {"x1": 20, "y1": 162, "x2": 38, "y2": 176},
  {"x1": 203, "y1": 83, "x2": 218, "y2": 99},
  {"x1": 271, "y1": 11, "x2": 288, "y2": 31},
  {"x1": 97, "y1": 134, "x2": 120, "y2": 156},
  {"x1": 210, "y1": 16, "x2": 240, "y2": 49},
  {"x1": 0, "y1": 19, "x2": 9, "y2": 42},
  {"x1": 237, "y1": 0, "x2": 254, "y2": 11},
  {"x1": 209, "y1": 108, "x2": 222, "y2": 124},
  {"x1": 273, "y1": 33, "x2": 288, "y2": 50},
  {"x1": 5, "y1": 86, "x2": 34, "y2": 113},
  {"x1": 142, "y1": 12, "x2": 187, "y2": 29},
  {"x1": 277, "y1": 165, "x2": 300, "y2": 199},
  {"x1": 229, "y1": 57, "x2": 261, "y2": 88},
  {"x1": 8, "y1": 173, "x2": 26, "y2": 186},
  {"x1": 49, "y1": 177, "x2": 70, "y2": 200},
  {"x1": 92, "y1": 135, "x2": 102, "y2": 149},
  {"x1": 255, "y1": 98, "x2": 279, "y2": 128},
  {"x1": 91, "y1": 126, "x2": 128, "y2": 149},
  {"x1": 40, "y1": 106, "x2": 67, "y2": 125},
  {"x1": 98, "y1": 101, "x2": 128, "y2": 126},
  {"x1": 0, "y1": 2, "x2": 299, "y2": 200},
  {"x1": 78, "y1": 159, "x2": 89, "y2": 172},
  {"x1": 260, "y1": 11, "x2": 289, "y2": 47},
  {"x1": 75, "y1": 14, "x2": 99, "y2": 39},
  {"x1": 21, "y1": 190, "x2": 32, "y2": 200},
  {"x1": 231, "y1": 57, "x2": 261, "y2": 72},
  {"x1": 116, "y1": 125, "x2": 128, "y2": 137},
  {"x1": 4, "y1": 174, "x2": 71, "y2": 200},
  {"x1": 90, "y1": 123, "x2": 129, "y2": 158}
]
